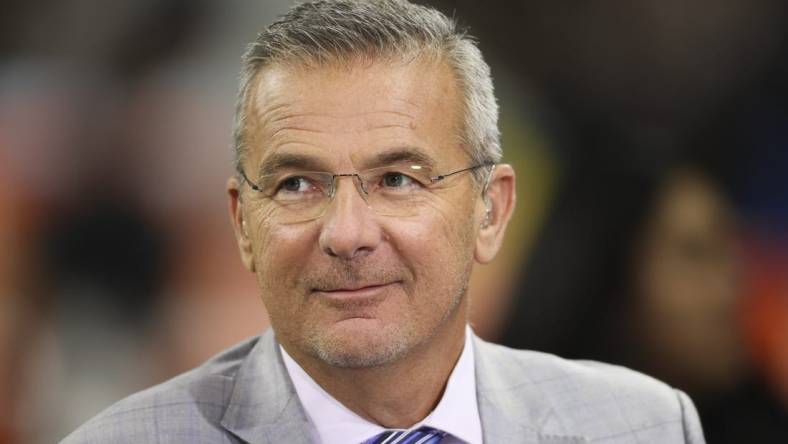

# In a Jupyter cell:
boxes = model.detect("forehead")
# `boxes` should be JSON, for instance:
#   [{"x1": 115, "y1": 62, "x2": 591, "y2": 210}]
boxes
[{"x1": 245, "y1": 57, "x2": 465, "y2": 170}]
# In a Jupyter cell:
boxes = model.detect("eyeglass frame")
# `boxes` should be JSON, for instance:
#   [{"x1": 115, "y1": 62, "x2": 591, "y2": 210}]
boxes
[{"x1": 236, "y1": 162, "x2": 496, "y2": 200}]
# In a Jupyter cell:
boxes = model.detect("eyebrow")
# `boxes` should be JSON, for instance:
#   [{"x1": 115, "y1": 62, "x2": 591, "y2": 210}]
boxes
[
  {"x1": 257, "y1": 153, "x2": 329, "y2": 178},
  {"x1": 362, "y1": 147, "x2": 438, "y2": 170},
  {"x1": 255, "y1": 146, "x2": 438, "y2": 178}
]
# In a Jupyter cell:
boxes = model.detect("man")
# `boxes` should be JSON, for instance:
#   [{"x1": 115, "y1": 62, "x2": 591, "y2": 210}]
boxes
[{"x1": 63, "y1": 1, "x2": 705, "y2": 443}]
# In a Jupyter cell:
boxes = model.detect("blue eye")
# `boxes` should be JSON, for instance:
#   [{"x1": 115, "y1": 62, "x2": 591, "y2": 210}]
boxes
[
  {"x1": 275, "y1": 176, "x2": 315, "y2": 195},
  {"x1": 382, "y1": 172, "x2": 414, "y2": 188},
  {"x1": 281, "y1": 176, "x2": 305, "y2": 192}
]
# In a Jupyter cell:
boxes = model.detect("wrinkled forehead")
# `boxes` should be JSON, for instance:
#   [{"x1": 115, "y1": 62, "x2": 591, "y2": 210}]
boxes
[{"x1": 242, "y1": 56, "x2": 466, "y2": 170}]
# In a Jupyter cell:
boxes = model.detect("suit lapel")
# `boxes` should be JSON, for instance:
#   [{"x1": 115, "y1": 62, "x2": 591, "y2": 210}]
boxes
[
  {"x1": 473, "y1": 335, "x2": 586, "y2": 444},
  {"x1": 220, "y1": 330, "x2": 586, "y2": 444},
  {"x1": 220, "y1": 330, "x2": 312, "y2": 444}
]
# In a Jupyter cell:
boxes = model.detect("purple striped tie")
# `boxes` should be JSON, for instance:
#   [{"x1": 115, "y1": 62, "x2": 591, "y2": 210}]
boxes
[{"x1": 362, "y1": 426, "x2": 448, "y2": 444}]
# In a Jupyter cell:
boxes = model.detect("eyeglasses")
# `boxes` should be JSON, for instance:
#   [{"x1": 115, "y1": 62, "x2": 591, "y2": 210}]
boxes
[{"x1": 238, "y1": 162, "x2": 494, "y2": 223}]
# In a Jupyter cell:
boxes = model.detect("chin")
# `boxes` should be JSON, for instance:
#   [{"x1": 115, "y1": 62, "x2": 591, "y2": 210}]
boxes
[{"x1": 307, "y1": 320, "x2": 415, "y2": 368}]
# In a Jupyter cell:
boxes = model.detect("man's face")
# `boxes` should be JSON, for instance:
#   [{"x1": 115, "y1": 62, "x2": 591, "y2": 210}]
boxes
[{"x1": 230, "y1": 58, "x2": 485, "y2": 367}]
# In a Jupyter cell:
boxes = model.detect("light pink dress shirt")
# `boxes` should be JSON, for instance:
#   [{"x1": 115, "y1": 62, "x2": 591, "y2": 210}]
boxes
[{"x1": 281, "y1": 326, "x2": 483, "y2": 444}]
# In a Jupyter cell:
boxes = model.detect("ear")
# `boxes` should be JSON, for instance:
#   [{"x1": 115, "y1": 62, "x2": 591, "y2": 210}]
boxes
[
  {"x1": 474, "y1": 164, "x2": 516, "y2": 264},
  {"x1": 227, "y1": 176, "x2": 256, "y2": 272}
]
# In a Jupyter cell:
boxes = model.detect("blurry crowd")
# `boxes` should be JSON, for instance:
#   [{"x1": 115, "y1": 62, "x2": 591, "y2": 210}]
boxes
[{"x1": 0, "y1": 1, "x2": 786, "y2": 443}]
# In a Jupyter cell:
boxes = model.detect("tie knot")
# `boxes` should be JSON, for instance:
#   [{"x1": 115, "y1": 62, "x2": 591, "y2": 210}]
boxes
[{"x1": 363, "y1": 426, "x2": 448, "y2": 444}]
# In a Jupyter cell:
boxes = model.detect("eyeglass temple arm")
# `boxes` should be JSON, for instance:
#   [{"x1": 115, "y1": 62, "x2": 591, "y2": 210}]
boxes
[
  {"x1": 431, "y1": 162, "x2": 495, "y2": 182},
  {"x1": 237, "y1": 168, "x2": 262, "y2": 192}
]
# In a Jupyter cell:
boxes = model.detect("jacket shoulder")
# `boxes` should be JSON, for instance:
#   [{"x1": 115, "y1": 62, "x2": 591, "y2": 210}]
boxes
[
  {"x1": 59, "y1": 336, "x2": 260, "y2": 444},
  {"x1": 475, "y1": 340, "x2": 705, "y2": 443}
]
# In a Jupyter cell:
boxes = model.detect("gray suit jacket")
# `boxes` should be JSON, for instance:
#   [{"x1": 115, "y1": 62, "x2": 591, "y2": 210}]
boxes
[{"x1": 61, "y1": 330, "x2": 705, "y2": 443}]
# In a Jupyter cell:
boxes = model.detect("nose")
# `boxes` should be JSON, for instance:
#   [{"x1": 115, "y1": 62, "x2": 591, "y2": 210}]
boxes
[{"x1": 318, "y1": 176, "x2": 382, "y2": 260}]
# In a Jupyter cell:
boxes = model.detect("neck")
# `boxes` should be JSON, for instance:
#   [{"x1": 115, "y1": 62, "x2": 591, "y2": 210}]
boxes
[{"x1": 286, "y1": 313, "x2": 467, "y2": 428}]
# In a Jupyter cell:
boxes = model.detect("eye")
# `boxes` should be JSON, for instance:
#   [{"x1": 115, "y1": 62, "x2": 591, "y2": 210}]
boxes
[
  {"x1": 382, "y1": 172, "x2": 414, "y2": 188},
  {"x1": 275, "y1": 176, "x2": 316, "y2": 195},
  {"x1": 281, "y1": 176, "x2": 306, "y2": 192}
]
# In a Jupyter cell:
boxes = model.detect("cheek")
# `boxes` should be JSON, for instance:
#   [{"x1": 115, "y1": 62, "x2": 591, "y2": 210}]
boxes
[
  {"x1": 431, "y1": 197, "x2": 478, "y2": 257},
  {"x1": 251, "y1": 220, "x2": 323, "y2": 336},
  {"x1": 387, "y1": 204, "x2": 476, "y2": 291},
  {"x1": 250, "y1": 210, "x2": 318, "y2": 292}
]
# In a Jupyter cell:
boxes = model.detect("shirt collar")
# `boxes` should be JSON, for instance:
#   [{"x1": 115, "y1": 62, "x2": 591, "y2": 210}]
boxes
[{"x1": 280, "y1": 326, "x2": 482, "y2": 444}]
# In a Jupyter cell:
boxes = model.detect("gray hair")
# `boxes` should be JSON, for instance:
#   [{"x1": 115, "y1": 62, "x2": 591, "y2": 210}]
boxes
[{"x1": 233, "y1": 0, "x2": 500, "y2": 180}]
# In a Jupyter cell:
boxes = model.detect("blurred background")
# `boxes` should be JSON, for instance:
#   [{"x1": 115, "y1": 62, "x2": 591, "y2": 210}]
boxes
[{"x1": 0, "y1": 0, "x2": 786, "y2": 442}]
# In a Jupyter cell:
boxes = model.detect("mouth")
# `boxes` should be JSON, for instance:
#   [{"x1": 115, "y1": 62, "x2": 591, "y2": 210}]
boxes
[
  {"x1": 310, "y1": 282, "x2": 403, "y2": 322},
  {"x1": 312, "y1": 282, "x2": 400, "y2": 302}
]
